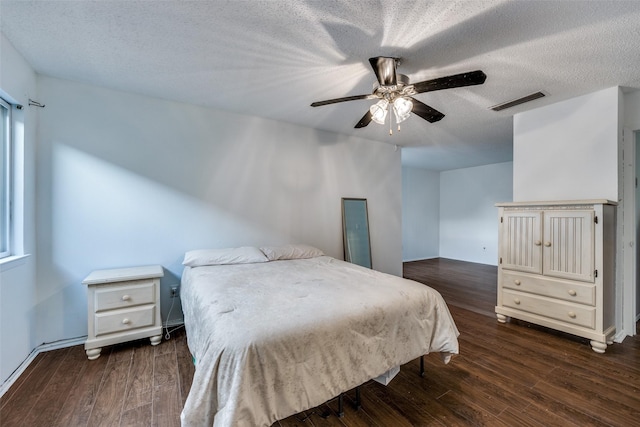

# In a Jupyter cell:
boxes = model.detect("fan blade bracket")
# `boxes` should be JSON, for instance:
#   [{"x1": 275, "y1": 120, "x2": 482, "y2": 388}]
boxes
[{"x1": 400, "y1": 85, "x2": 417, "y2": 97}]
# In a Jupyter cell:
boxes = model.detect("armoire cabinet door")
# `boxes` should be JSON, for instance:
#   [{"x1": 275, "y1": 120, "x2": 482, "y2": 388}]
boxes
[
  {"x1": 501, "y1": 210, "x2": 543, "y2": 274},
  {"x1": 542, "y1": 209, "x2": 594, "y2": 283}
]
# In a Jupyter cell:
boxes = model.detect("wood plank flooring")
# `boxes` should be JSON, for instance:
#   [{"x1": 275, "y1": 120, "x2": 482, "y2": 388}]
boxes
[
  {"x1": 1, "y1": 258, "x2": 639, "y2": 426},
  {"x1": 403, "y1": 257, "x2": 498, "y2": 318}
]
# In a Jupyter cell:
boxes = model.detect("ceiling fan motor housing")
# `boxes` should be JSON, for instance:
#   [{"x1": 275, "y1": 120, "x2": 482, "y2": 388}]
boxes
[{"x1": 370, "y1": 56, "x2": 401, "y2": 86}]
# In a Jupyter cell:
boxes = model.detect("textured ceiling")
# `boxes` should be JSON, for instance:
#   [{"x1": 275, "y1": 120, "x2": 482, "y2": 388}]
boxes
[{"x1": 2, "y1": 1, "x2": 640, "y2": 170}]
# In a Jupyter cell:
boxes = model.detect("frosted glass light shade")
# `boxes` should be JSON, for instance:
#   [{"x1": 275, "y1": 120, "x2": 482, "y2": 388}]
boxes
[
  {"x1": 393, "y1": 97, "x2": 413, "y2": 123},
  {"x1": 369, "y1": 99, "x2": 389, "y2": 125}
]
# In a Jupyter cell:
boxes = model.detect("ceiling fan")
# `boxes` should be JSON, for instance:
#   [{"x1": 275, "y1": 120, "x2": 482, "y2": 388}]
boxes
[{"x1": 311, "y1": 57, "x2": 487, "y2": 133}]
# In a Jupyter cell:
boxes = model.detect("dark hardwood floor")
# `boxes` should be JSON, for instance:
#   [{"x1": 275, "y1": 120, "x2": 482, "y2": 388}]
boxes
[
  {"x1": 403, "y1": 258, "x2": 498, "y2": 318},
  {"x1": 1, "y1": 258, "x2": 639, "y2": 426}
]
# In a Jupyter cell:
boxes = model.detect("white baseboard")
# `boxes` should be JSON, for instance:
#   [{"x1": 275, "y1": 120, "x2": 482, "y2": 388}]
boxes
[
  {"x1": 403, "y1": 256, "x2": 439, "y2": 262},
  {"x1": 0, "y1": 336, "x2": 87, "y2": 398},
  {"x1": 614, "y1": 330, "x2": 628, "y2": 343},
  {"x1": 163, "y1": 319, "x2": 184, "y2": 328}
]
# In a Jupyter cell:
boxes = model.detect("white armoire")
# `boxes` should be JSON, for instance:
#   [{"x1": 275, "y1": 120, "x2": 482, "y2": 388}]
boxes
[{"x1": 495, "y1": 200, "x2": 616, "y2": 353}]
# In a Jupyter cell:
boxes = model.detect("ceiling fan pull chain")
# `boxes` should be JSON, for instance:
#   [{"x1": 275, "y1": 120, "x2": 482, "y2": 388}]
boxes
[{"x1": 389, "y1": 110, "x2": 393, "y2": 135}]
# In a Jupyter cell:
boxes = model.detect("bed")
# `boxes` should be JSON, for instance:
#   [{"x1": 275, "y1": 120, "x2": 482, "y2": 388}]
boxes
[{"x1": 180, "y1": 245, "x2": 459, "y2": 427}]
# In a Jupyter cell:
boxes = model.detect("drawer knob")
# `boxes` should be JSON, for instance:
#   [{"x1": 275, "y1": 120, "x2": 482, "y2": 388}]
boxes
[
  {"x1": 121, "y1": 295, "x2": 131, "y2": 301},
  {"x1": 514, "y1": 298, "x2": 521, "y2": 305},
  {"x1": 568, "y1": 289, "x2": 577, "y2": 296},
  {"x1": 514, "y1": 280, "x2": 521, "y2": 286},
  {"x1": 544, "y1": 241, "x2": 551, "y2": 247},
  {"x1": 534, "y1": 240, "x2": 542, "y2": 246},
  {"x1": 568, "y1": 312, "x2": 576, "y2": 318},
  {"x1": 122, "y1": 318, "x2": 131, "y2": 325}
]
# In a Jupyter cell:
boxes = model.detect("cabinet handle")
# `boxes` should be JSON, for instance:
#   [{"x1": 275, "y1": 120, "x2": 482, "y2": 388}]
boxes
[
  {"x1": 568, "y1": 289, "x2": 577, "y2": 296},
  {"x1": 121, "y1": 295, "x2": 131, "y2": 301},
  {"x1": 568, "y1": 312, "x2": 576, "y2": 318},
  {"x1": 122, "y1": 318, "x2": 131, "y2": 325},
  {"x1": 534, "y1": 240, "x2": 542, "y2": 246},
  {"x1": 514, "y1": 280, "x2": 521, "y2": 286},
  {"x1": 544, "y1": 241, "x2": 551, "y2": 247},
  {"x1": 514, "y1": 298, "x2": 521, "y2": 305}
]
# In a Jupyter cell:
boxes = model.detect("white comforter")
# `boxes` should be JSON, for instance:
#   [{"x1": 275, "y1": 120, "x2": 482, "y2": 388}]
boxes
[{"x1": 180, "y1": 256, "x2": 459, "y2": 427}]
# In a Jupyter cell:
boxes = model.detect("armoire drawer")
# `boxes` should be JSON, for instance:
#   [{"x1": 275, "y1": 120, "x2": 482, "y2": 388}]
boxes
[
  {"x1": 502, "y1": 271, "x2": 595, "y2": 306},
  {"x1": 502, "y1": 289, "x2": 595, "y2": 329}
]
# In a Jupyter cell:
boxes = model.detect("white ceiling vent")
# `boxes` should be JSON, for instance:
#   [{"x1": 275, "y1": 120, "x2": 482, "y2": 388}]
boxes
[{"x1": 489, "y1": 91, "x2": 546, "y2": 111}]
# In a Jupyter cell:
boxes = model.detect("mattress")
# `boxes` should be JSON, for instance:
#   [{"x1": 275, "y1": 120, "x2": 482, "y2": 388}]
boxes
[{"x1": 180, "y1": 255, "x2": 459, "y2": 426}]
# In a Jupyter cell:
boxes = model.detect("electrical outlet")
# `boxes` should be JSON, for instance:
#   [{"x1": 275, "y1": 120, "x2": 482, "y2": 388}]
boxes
[{"x1": 170, "y1": 286, "x2": 180, "y2": 298}]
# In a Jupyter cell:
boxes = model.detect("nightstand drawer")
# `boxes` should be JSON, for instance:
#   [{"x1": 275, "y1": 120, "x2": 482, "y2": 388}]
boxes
[
  {"x1": 95, "y1": 305, "x2": 156, "y2": 336},
  {"x1": 94, "y1": 280, "x2": 155, "y2": 312},
  {"x1": 502, "y1": 271, "x2": 595, "y2": 305},
  {"x1": 502, "y1": 289, "x2": 595, "y2": 329}
]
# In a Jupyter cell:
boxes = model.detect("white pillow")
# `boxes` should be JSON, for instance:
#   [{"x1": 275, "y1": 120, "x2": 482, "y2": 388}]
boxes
[
  {"x1": 182, "y1": 247, "x2": 268, "y2": 267},
  {"x1": 260, "y1": 244, "x2": 324, "y2": 261}
]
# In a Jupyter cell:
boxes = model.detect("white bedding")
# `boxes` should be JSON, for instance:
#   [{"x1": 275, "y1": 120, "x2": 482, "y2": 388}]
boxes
[{"x1": 180, "y1": 256, "x2": 459, "y2": 427}]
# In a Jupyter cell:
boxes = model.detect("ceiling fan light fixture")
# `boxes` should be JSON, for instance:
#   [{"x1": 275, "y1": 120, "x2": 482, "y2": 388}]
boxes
[
  {"x1": 311, "y1": 56, "x2": 486, "y2": 131},
  {"x1": 370, "y1": 99, "x2": 389, "y2": 124},
  {"x1": 393, "y1": 97, "x2": 413, "y2": 123}
]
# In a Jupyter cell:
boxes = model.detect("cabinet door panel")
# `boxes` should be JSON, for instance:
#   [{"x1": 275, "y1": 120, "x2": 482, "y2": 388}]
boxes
[
  {"x1": 501, "y1": 211, "x2": 542, "y2": 274},
  {"x1": 543, "y1": 210, "x2": 594, "y2": 282}
]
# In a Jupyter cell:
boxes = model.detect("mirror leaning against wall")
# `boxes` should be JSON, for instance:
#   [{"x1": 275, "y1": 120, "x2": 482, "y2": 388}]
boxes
[{"x1": 341, "y1": 198, "x2": 372, "y2": 269}]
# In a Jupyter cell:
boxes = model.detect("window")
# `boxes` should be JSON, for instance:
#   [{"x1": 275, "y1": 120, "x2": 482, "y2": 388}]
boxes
[{"x1": 0, "y1": 97, "x2": 11, "y2": 258}]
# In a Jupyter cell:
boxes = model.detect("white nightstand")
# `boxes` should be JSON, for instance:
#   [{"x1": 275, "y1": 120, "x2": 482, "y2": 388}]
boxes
[{"x1": 83, "y1": 265, "x2": 164, "y2": 360}]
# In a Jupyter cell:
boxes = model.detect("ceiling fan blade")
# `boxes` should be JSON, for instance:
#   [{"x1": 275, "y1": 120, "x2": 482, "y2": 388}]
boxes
[
  {"x1": 412, "y1": 70, "x2": 487, "y2": 94},
  {"x1": 369, "y1": 57, "x2": 398, "y2": 86},
  {"x1": 410, "y1": 98, "x2": 445, "y2": 123},
  {"x1": 311, "y1": 94, "x2": 376, "y2": 107},
  {"x1": 354, "y1": 110, "x2": 373, "y2": 128}
]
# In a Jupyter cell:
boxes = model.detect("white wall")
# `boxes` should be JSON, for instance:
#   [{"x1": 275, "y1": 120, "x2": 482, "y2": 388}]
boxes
[
  {"x1": 636, "y1": 132, "x2": 640, "y2": 319},
  {"x1": 34, "y1": 76, "x2": 402, "y2": 345},
  {"x1": 401, "y1": 162, "x2": 512, "y2": 265},
  {"x1": 625, "y1": 90, "x2": 640, "y2": 320},
  {"x1": 513, "y1": 87, "x2": 620, "y2": 202},
  {"x1": 439, "y1": 162, "x2": 513, "y2": 265},
  {"x1": 0, "y1": 34, "x2": 38, "y2": 383},
  {"x1": 401, "y1": 166, "x2": 439, "y2": 261},
  {"x1": 624, "y1": 90, "x2": 640, "y2": 130}
]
